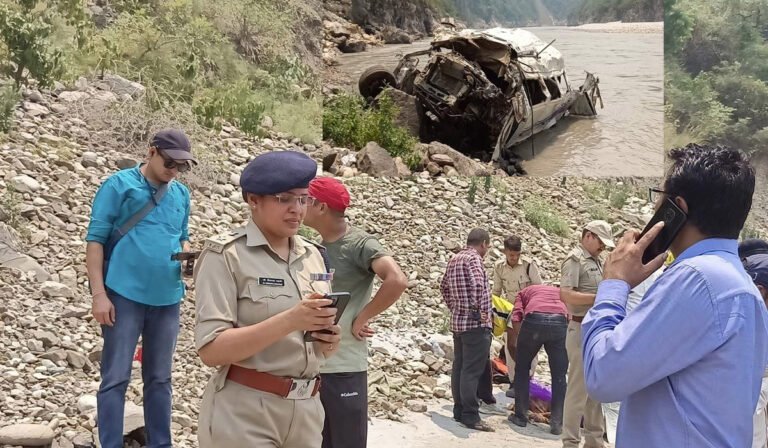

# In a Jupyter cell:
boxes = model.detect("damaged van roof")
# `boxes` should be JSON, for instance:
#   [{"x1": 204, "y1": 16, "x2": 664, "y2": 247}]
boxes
[{"x1": 431, "y1": 27, "x2": 565, "y2": 78}]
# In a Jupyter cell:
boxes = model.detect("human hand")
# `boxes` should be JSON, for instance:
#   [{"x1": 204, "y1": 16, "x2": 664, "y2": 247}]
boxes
[
  {"x1": 290, "y1": 292, "x2": 337, "y2": 332},
  {"x1": 312, "y1": 324, "x2": 342, "y2": 353},
  {"x1": 603, "y1": 222, "x2": 668, "y2": 289},
  {"x1": 92, "y1": 293, "x2": 115, "y2": 326},
  {"x1": 351, "y1": 316, "x2": 375, "y2": 341}
]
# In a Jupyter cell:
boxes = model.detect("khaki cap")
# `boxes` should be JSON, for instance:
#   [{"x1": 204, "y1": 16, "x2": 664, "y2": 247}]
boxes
[{"x1": 584, "y1": 220, "x2": 615, "y2": 248}]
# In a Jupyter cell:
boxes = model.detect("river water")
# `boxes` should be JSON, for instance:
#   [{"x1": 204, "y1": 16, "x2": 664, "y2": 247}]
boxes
[{"x1": 334, "y1": 26, "x2": 664, "y2": 177}]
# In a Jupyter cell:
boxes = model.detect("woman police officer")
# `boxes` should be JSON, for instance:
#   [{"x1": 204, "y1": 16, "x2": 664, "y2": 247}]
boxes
[{"x1": 193, "y1": 151, "x2": 342, "y2": 447}]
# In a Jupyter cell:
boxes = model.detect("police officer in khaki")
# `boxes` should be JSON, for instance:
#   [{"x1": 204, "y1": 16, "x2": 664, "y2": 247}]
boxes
[
  {"x1": 560, "y1": 220, "x2": 614, "y2": 448},
  {"x1": 492, "y1": 235, "x2": 543, "y2": 392},
  {"x1": 193, "y1": 151, "x2": 342, "y2": 448}
]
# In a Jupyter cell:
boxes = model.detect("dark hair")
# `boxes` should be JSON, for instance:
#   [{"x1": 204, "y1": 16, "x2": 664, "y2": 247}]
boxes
[
  {"x1": 467, "y1": 228, "x2": 490, "y2": 246},
  {"x1": 664, "y1": 143, "x2": 754, "y2": 239},
  {"x1": 504, "y1": 235, "x2": 522, "y2": 251}
]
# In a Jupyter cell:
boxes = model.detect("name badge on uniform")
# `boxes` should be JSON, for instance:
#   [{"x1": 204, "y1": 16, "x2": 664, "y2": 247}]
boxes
[
  {"x1": 310, "y1": 272, "x2": 333, "y2": 282},
  {"x1": 259, "y1": 277, "x2": 285, "y2": 287}
]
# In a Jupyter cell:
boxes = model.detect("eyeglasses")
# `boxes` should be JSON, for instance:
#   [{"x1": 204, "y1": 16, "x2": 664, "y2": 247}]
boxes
[
  {"x1": 272, "y1": 194, "x2": 309, "y2": 206},
  {"x1": 648, "y1": 187, "x2": 672, "y2": 203},
  {"x1": 157, "y1": 150, "x2": 190, "y2": 172}
]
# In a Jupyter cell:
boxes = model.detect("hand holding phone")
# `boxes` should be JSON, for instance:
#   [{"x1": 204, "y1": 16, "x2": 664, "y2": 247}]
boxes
[
  {"x1": 304, "y1": 292, "x2": 351, "y2": 342},
  {"x1": 636, "y1": 197, "x2": 687, "y2": 264}
]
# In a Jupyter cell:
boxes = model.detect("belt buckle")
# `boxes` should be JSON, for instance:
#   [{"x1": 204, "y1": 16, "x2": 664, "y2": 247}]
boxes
[{"x1": 285, "y1": 378, "x2": 314, "y2": 400}]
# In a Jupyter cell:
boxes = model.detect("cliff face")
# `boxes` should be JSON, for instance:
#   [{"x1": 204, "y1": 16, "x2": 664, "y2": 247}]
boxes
[{"x1": 347, "y1": 0, "x2": 438, "y2": 35}]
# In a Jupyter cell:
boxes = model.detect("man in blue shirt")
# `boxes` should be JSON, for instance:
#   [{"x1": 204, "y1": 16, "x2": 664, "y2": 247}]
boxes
[
  {"x1": 582, "y1": 143, "x2": 768, "y2": 448},
  {"x1": 85, "y1": 129, "x2": 195, "y2": 448}
]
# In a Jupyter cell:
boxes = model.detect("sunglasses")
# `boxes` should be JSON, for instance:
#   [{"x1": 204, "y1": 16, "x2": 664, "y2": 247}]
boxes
[{"x1": 156, "y1": 150, "x2": 190, "y2": 172}]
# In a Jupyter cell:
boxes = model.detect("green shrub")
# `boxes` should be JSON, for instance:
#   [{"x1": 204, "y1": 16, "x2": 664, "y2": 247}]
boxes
[
  {"x1": 323, "y1": 91, "x2": 420, "y2": 168},
  {"x1": 193, "y1": 82, "x2": 267, "y2": 136},
  {"x1": 0, "y1": 84, "x2": 20, "y2": 132},
  {"x1": 523, "y1": 197, "x2": 570, "y2": 237}
]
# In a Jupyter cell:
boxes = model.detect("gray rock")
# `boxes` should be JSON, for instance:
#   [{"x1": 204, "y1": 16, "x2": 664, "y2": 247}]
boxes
[
  {"x1": 11, "y1": 174, "x2": 41, "y2": 193},
  {"x1": 23, "y1": 101, "x2": 50, "y2": 116},
  {"x1": 380, "y1": 88, "x2": 421, "y2": 139},
  {"x1": 41, "y1": 281, "x2": 74, "y2": 298},
  {"x1": 421, "y1": 142, "x2": 493, "y2": 176},
  {"x1": 260, "y1": 115, "x2": 274, "y2": 129},
  {"x1": 66, "y1": 350, "x2": 89, "y2": 369},
  {"x1": 124, "y1": 401, "x2": 145, "y2": 434},
  {"x1": 0, "y1": 423, "x2": 55, "y2": 446},
  {"x1": 77, "y1": 394, "x2": 97, "y2": 413},
  {"x1": 81, "y1": 152, "x2": 99, "y2": 168},
  {"x1": 98, "y1": 74, "x2": 145, "y2": 99},
  {"x1": 59, "y1": 91, "x2": 88, "y2": 102},
  {"x1": 33, "y1": 330, "x2": 60, "y2": 348},
  {"x1": 117, "y1": 158, "x2": 138, "y2": 170},
  {"x1": 357, "y1": 142, "x2": 397, "y2": 177}
]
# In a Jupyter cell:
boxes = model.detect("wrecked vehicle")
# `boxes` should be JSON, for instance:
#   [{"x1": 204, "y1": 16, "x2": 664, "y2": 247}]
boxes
[{"x1": 358, "y1": 27, "x2": 603, "y2": 175}]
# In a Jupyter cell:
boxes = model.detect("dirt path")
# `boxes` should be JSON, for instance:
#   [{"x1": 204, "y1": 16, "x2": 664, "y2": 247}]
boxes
[{"x1": 368, "y1": 391, "x2": 588, "y2": 448}]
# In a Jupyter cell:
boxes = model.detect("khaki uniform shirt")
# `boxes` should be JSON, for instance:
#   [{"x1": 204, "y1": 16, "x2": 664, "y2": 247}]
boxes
[
  {"x1": 492, "y1": 257, "x2": 543, "y2": 301},
  {"x1": 193, "y1": 219, "x2": 332, "y2": 379},
  {"x1": 560, "y1": 245, "x2": 603, "y2": 316}
]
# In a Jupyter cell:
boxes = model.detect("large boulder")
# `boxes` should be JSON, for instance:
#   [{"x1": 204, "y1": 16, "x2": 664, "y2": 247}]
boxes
[
  {"x1": 380, "y1": 88, "x2": 421, "y2": 139},
  {"x1": 0, "y1": 223, "x2": 50, "y2": 282},
  {"x1": 357, "y1": 142, "x2": 398, "y2": 177},
  {"x1": 96, "y1": 74, "x2": 146, "y2": 99},
  {"x1": 420, "y1": 142, "x2": 494, "y2": 176}
]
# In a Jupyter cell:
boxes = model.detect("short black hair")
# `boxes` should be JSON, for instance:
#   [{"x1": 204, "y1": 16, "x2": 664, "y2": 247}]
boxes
[
  {"x1": 664, "y1": 143, "x2": 754, "y2": 239},
  {"x1": 467, "y1": 228, "x2": 490, "y2": 246},
  {"x1": 503, "y1": 236, "x2": 522, "y2": 251}
]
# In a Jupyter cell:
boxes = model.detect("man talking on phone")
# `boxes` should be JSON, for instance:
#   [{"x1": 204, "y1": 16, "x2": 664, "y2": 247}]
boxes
[
  {"x1": 304, "y1": 177, "x2": 408, "y2": 448},
  {"x1": 581, "y1": 143, "x2": 768, "y2": 448}
]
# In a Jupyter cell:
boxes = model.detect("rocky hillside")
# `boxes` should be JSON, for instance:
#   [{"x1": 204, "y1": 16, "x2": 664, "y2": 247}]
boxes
[{"x1": 0, "y1": 80, "x2": 762, "y2": 447}]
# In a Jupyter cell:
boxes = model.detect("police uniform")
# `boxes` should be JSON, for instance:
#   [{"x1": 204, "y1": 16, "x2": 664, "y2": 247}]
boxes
[
  {"x1": 560, "y1": 221, "x2": 613, "y2": 448},
  {"x1": 193, "y1": 151, "x2": 333, "y2": 448},
  {"x1": 492, "y1": 257, "x2": 543, "y2": 383}
]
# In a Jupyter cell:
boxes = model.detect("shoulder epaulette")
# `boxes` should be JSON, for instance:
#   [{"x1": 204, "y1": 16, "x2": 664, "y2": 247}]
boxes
[{"x1": 204, "y1": 228, "x2": 246, "y2": 254}]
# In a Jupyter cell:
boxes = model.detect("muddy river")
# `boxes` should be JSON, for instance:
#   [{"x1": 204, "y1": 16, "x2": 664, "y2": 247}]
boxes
[{"x1": 335, "y1": 26, "x2": 664, "y2": 177}]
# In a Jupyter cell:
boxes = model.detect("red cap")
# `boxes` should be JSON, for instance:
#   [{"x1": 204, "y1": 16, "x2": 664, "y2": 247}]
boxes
[{"x1": 309, "y1": 177, "x2": 350, "y2": 212}]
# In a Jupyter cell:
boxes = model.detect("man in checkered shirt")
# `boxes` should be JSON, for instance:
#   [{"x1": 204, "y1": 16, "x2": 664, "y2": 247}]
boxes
[{"x1": 440, "y1": 228, "x2": 495, "y2": 432}]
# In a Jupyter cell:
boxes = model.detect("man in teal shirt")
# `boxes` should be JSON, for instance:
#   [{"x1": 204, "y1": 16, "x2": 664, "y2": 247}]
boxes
[
  {"x1": 85, "y1": 129, "x2": 195, "y2": 448},
  {"x1": 304, "y1": 177, "x2": 408, "y2": 448}
]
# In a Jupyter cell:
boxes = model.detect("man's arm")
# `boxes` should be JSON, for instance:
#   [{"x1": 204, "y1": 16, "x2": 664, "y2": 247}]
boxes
[
  {"x1": 180, "y1": 188, "x2": 191, "y2": 250},
  {"x1": 560, "y1": 287, "x2": 596, "y2": 306},
  {"x1": 506, "y1": 290, "x2": 526, "y2": 360},
  {"x1": 581, "y1": 267, "x2": 722, "y2": 403},
  {"x1": 467, "y1": 256, "x2": 491, "y2": 321},
  {"x1": 352, "y1": 256, "x2": 408, "y2": 339},
  {"x1": 529, "y1": 262, "x2": 543, "y2": 285},
  {"x1": 491, "y1": 263, "x2": 503, "y2": 296}
]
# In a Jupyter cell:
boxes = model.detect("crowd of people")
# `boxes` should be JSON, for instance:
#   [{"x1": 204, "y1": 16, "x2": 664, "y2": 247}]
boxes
[
  {"x1": 440, "y1": 143, "x2": 768, "y2": 448},
  {"x1": 81, "y1": 129, "x2": 768, "y2": 448}
]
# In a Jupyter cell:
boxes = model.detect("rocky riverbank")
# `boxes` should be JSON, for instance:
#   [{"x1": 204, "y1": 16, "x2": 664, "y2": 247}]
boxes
[{"x1": 0, "y1": 77, "x2": 752, "y2": 447}]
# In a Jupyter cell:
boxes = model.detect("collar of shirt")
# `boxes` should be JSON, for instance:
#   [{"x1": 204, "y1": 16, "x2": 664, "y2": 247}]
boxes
[
  {"x1": 670, "y1": 238, "x2": 737, "y2": 267},
  {"x1": 245, "y1": 219, "x2": 309, "y2": 259}
]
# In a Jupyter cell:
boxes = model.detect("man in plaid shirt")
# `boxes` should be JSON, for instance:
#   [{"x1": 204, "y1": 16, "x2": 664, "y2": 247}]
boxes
[{"x1": 440, "y1": 228, "x2": 495, "y2": 432}]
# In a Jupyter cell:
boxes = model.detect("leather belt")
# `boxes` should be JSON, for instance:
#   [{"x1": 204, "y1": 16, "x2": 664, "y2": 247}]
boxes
[
  {"x1": 570, "y1": 315, "x2": 585, "y2": 323},
  {"x1": 226, "y1": 365, "x2": 321, "y2": 400}
]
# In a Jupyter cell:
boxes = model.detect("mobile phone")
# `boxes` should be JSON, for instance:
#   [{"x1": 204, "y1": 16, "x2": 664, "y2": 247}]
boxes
[
  {"x1": 637, "y1": 197, "x2": 687, "y2": 264},
  {"x1": 303, "y1": 292, "x2": 351, "y2": 342}
]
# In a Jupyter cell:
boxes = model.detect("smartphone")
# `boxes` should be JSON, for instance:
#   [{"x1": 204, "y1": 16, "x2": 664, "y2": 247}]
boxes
[
  {"x1": 303, "y1": 292, "x2": 351, "y2": 342},
  {"x1": 637, "y1": 197, "x2": 687, "y2": 264}
]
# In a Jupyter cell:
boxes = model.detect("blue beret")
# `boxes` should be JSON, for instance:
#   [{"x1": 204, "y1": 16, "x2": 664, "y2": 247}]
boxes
[{"x1": 240, "y1": 151, "x2": 317, "y2": 195}]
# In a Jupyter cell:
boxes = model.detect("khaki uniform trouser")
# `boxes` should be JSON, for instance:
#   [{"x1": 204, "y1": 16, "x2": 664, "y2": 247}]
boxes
[
  {"x1": 563, "y1": 321, "x2": 605, "y2": 448},
  {"x1": 198, "y1": 375, "x2": 324, "y2": 448},
  {"x1": 503, "y1": 333, "x2": 537, "y2": 383}
]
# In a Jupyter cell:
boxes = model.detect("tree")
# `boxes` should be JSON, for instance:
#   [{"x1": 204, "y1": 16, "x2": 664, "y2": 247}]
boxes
[{"x1": 0, "y1": 0, "x2": 90, "y2": 87}]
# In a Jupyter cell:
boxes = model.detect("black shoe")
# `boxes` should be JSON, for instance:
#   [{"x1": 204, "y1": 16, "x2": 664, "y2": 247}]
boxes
[
  {"x1": 550, "y1": 422, "x2": 562, "y2": 435},
  {"x1": 507, "y1": 414, "x2": 528, "y2": 427}
]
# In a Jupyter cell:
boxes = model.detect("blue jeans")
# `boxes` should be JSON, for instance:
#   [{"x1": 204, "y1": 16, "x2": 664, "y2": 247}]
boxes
[{"x1": 97, "y1": 292, "x2": 180, "y2": 448}]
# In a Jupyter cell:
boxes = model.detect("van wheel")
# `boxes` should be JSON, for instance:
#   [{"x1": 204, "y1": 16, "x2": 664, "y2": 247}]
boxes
[{"x1": 358, "y1": 65, "x2": 397, "y2": 99}]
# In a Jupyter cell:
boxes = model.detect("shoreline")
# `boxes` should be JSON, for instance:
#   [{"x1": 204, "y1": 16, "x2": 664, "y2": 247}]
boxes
[{"x1": 570, "y1": 21, "x2": 663, "y2": 34}]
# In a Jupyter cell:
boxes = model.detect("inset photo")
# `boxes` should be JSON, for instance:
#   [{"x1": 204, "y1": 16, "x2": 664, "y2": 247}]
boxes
[{"x1": 322, "y1": 0, "x2": 663, "y2": 177}]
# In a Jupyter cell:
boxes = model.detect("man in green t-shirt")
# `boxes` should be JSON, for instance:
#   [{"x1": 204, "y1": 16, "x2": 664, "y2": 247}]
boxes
[{"x1": 304, "y1": 177, "x2": 408, "y2": 448}]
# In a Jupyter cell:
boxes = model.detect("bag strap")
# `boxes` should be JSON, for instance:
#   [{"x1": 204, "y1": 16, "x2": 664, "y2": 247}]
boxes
[{"x1": 117, "y1": 181, "x2": 170, "y2": 236}]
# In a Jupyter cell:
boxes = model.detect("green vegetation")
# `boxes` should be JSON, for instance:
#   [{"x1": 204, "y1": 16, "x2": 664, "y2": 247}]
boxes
[
  {"x1": 569, "y1": 0, "x2": 662, "y2": 23},
  {"x1": 584, "y1": 180, "x2": 638, "y2": 209},
  {"x1": 523, "y1": 197, "x2": 570, "y2": 237},
  {"x1": 0, "y1": 84, "x2": 19, "y2": 132},
  {"x1": 664, "y1": 0, "x2": 768, "y2": 154},
  {"x1": 0, "y1": 184, "x2": 30, "y2": 240},
  {"x1": 323, "y1": 91, "x2": 420, "y2": 168},
  {"x1": 467, "y1": 177, "x2": 478, "y2": 204},
  {"x1": 0, "y1": 0, "x2": 321, "y2": 141}
]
